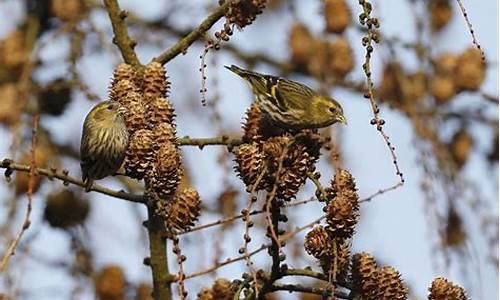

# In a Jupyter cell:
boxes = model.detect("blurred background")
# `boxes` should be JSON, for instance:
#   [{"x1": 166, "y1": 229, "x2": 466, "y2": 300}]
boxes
[{"x1": 0, "y1": 0, "x2": 497, "y2": 299}]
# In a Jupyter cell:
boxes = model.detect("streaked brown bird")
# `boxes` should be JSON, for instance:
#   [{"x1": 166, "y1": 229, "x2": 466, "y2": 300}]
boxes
[
  {"x1": 80, "y1": 101, "x2": 128, "y2": 192},
  {"x1": 225, "y1": 65, "x2": 346, "y2": 130}
]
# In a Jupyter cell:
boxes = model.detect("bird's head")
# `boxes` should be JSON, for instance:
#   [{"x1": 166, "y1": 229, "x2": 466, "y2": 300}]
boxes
[
  {"x1": 314, "y1": 95, "x2": 347, "y2": 125},
  {"x1": 88, "y1": 101, "x2": 127, "y2": 125}
]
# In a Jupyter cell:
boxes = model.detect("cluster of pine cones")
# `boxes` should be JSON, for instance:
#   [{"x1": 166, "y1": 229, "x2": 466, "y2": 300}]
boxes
[{"x1": 109, "y1": 62, "x2": 200, "y2": 232}]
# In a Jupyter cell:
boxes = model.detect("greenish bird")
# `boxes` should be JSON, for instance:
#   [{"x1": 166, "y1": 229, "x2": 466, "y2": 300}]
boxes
[
  {"x1": 225, "y1": 65, "x2": 346, "y2": 130},
  {"x1": 80, "y1": 101, "x2": 128, "y2": 192}
]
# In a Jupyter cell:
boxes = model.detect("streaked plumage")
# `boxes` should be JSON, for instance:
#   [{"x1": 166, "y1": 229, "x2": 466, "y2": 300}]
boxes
[
  {"x1": 225, "y1": 65, "x2": 346, "y2": 130},
  {"x1": 80, "y1": 101, "x2": 128, "y2": 192}
]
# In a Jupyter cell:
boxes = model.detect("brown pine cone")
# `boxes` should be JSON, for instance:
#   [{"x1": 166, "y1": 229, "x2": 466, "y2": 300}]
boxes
[
  {"x1": 150, "y1": 142, "x2": 181, "y2": 198},
  {"x1": 94, "y1": 265, "x2": 126, "y2": 300},
  {"x1": 44, "y1": 189, "x2": 89, "y2": 229},
  {"x1": 324, "y1": 0, "x2": 351, "y2": 34},
  {"x1": 455, "y1": 47, "x2": 485, "y2": 91},
  {"x1": 428, "y1": 277, "x2": 468, "y2": 300},
  {"x1": 123, "y1": 92, "x2": 147, "y2": 132},
  {"x1": 124, "y1": 129, "x2": 155, "y2": 179},
  {"x1": 328, "y1": 37, "x2": 354, "y2": 78},
  {"x1": 148, "y1": 97, "x2": 176, "y2": 128},
  {"x1": 377, "y1": 266, "x2": 408, "y2": 300},
  {"x1": 325, "y1": 190, "x2": 359, "y2": 239},
  {"x1": 163, "y1": 188, "x2": 201, "y2": 231},
  {"x1": 153, "y1": 123, "x2": 177, "y2": 150},
  {"x1": 319, "y1": 240, "x2": 350, "y2": 282},
  {"x1": 110, "y1": 79, "x2": 140, "y2": 103},
  {"x1": 289, "y1": 22, "x2": 314, "y2": 70},
  {"x1": 351, "y1": 252, "x2": 378, "y2": 300},
  {"x1": 233, "y1": 143, "x2": 266, "y2": 191},
  {"x1": 304, "y1": 226, "x2": 331, "y2": 259},
  {"x1": 143, "y1": 62, "x2": 169, "y2": 100},
  {"x1": 224, "y1": 0, "x2": 266, "y2": 29}
]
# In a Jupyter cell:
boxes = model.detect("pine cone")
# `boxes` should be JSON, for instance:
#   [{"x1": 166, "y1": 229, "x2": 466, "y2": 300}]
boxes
[
  {"x1": 243, "y1": 104, "x2": 264, "y2": 141},
  {"x1": 225, "y1": 0, "x2": 266, "y2": 29},
  {"x1": 274, "y1": 146, "x2": 314, "y2": 201},
  {"x1": 150, "y1": 142, "x2": 181, "y2": 198},
  {"x1": 449, "y1": 128, "x2": 473, "y2": 169},
  {"x1": 324, "y1": 0, "x2": 351, "y2": 34},
  {"x1": 95, "y1": 265, "x2": 126, "y2": 300},
  {"x1": 326, "y1": 169, "x2": 357, "y2": 200},
  {"x1": 124, "y1": 129, "x2": 154, "y2": 179},
  {"x1": 377, "y1": 266, "x2": 408, "y2": 300},
  {"x1": 431, "y1": 74, "x2": 456, "y2": 104},
  {"x1": 304, "y1": 226, "x2": 331, "y2": 259},
  {"x1": 51, "y1": 0, "x2": 84, "y2": 22},
  {"x1": 325, "y1": 190, "x2": 359, "y2": 239},
  {"x1": 197, "y1": 288, "x2": 214, "y2": 300},
  {"x1": 44, "y1": 189, "x2": 89, "y2": 229},
  {"x1": 289, "y1": 22, "x2": 313, "y2": 69},
  {"x1": 428, "y1": 277, "x2": 468, "y2": 300},
  {"x1": 123, "y1": 92, "x2": 147, "y2": 132},
  {"x1": 163, "y1": 188, "x2": 201, "y2": 231},
  {"x1": 212, "y1": 278, "x2": 237, "y2": 300},
  {"x1": 148, "y1": 97, "x2": 175, "y2": 128},
  {"x1": 233, "y1": 143, "x2": 266, "y2": 191},
  {"x1": 143, "y1": 62, "x2": 169, "y2": 100},
  {"x1": 319, "y1": 240, "x2": 350, "y2": 282},
  {"x1": 110, "y1": 79, "x2": 140, "y2": 103},
  {"x1": 351, "y1": 252, "x2": 378, "y2": 300},
  {"x1": 328, "y1": 37, "x2": 354, "y2": 78},
  {"x1": 455, "y1": 47, "x2": 485, "y2": 91},
  {"x1": 428, "y1": 0, "x2": 452, "y2": 32},
  {"x1": 112, "y1": 63, "x2": 140, "y2": 88},
  {"x1": 153, "y1": 123, "x2": 177, "y2": 150}
]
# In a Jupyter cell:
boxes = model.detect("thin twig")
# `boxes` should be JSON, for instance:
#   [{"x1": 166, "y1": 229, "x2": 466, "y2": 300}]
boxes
[
  {"x1": 103, "y1": 0, "x2": 141, "y2": 67},
  {"x1": 269, "y1": 283, "x2": 350, "y2": 299},
  {"x1": 177, "y1": 136, "x2": 243, "y2": 149},
  {"x1": 454, "y1": 0, "x2": 486, "y2": 62},
  {"x1": 0, "y1": 160, "x2": 144, "y2": 203},
  {"x1": 0, "y1": 115, "x2": 39, "y2": 273},
  {"x1": 153, "y1": 1, "x2": 233, "y2": 65},
  {"x1": 359, "y1": 182, "x2": 404, "y2": 203}
]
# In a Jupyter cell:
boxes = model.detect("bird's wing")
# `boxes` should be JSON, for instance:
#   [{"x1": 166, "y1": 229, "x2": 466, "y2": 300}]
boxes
[{"x1": 275, "y1": 79, "x2": 316, "y2": 111}]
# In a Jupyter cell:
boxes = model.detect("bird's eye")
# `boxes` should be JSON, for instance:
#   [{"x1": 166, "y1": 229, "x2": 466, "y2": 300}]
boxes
[
  {"x1": 107, "y1": 104, "x2": 114, "y2": 110},
  {"x1": 329, "y1": 107, "x2": 336, "y2": 113}
]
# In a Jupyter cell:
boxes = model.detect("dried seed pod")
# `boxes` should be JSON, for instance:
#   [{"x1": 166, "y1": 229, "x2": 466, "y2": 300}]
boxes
[
  {"x1": 212, "y1": 278, "x2": 238, "y2": 300},
  {"x1": 148, "y1": 97, "x2": 175, "y2": 128},
  {"x1": 319, "y1": 240, "x2": 350, "y2": 281},
  {"x1": 224, "y1": 0, "x2": 266, "y2": 29},
  {"x1": 135, "y1": 283, "x2": 153, "y2": 300},
  {"x1": 143, "y1": 62, "x2": 169, "y2": 100},
  {"x1": 153, "y1": 123, "x2": 177, "y2": 150},
  {"x1": 151, "y1": 142, "x2": 181, "y2": 198},
  {"x1": 431, "y1": 74, "x2": 456, "y2": 104},
  {"x1": 217, "y1": 188, "x2": 239, "y2": 220},
  {"x1": 38, "y1": 79, "x2": 72, "y2": 116},
  {"x1": 197, "y1": 288, "x2": 214, "y2": 300},
  {"x1": 327, "y1": 169, "x2": 357, "y2": 199},
  {"x1": 379, "y1": 62, "x2": 404, "y2": 104},
  {"x1": 455, "y1": 48, "x2": 485, "y2": 91},
  {"x1": 44, "y1": 189, "x2": 89, "y2": 229},
  {"x1": 324, "y1": 0, "x2": 351, "y2": 34},
  {"x1": 124, "y1": 129, "x2": 154, "y2": 179},
  {"x1": 164, "y1": 188, "x2": 201, "y2": 231},
  {"x1": 124, "y1": 92, "x2": 147, "y2": 132},
  {"x1": 51, "y1": 0, "x2": 84, "y2": 22},
  {"x1": 329, "y1": 37, "x2": 354, "y2": 78},
  {"x1": 233, "y1": 143, "x2": 266, "y2": 190},
  {"x1": 304, "y1": 226, "x2": 331, "y2": 259},
  {"x1": 401, "y1": 71, "x2": 427, "y2": 103},
  {"x1": 0, "y1": 29, "x2": 26, "y2": 73},
  {"x1": 351, "y1": 252, "x2": 379, "y2": 300},
  {"x1": 94, "y1": 265, "x2": 126, "y2": 300},
  {"x1": 289, "y1": 22, "x2": 314, "y2": 69},
  {"x1": 0, "y1": 83, "x2": 23, "y2": 126},
  {"x1": 274, "y1": 146, "x2": 315, "y2": 201},
  {"x1": 428, "y1": 277, "x2": 468, "y2": 300},
  {"x1": 442, "y1": 207, "x2": 466, "y2": 248},
  {"x1": 377, "y1": 266, "x2": 408, "y2": 300},
  {"x1": 262, "y1": 136, "x2": 291, "y2": 160},
  {"x1": 110, "y1": 79, "x2": 139, "y2": 103},
  {"x1": 112, "y1": 63, "x2": 140, "y2": 88},
  {"x1": 325, "y1": 191, "x2": 359, "y2": 239},
  {"x1": 428, "y1": 0, "x2": 452, "y2": 32},
  {"x1": 308, "y1": 38, "x2": 329, "y2": 78},
  {"x1": 449, "y1": 128, "x2": 473, "y2": 169},
  {"x1": 435, "y1": 53, "x2": 458, "y2": 75}
]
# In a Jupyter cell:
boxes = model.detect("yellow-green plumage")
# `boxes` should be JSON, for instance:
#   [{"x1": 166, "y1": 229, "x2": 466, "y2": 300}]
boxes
[
  {"x1": 80, "y1": 101, "x2": 128, "y2": 192},
  {"x1": 225, "y1": 65, "x2": 346, "y2": 130}
]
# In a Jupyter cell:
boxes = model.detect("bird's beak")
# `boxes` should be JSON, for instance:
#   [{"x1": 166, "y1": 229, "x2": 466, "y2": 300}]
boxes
[
  {"x1": 118, "y1": 106, "x2": 128, "y2": 116},
  {"x1": 337, "y1": 115, "x2": 347, "y2": 125}
]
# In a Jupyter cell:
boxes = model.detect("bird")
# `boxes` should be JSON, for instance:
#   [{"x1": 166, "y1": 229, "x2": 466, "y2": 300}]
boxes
[
  {"x1": 225, "y1": 64, "x2": 346, "y2": 130},
  {"x1": 80, "y1": 100, "x2": 129, "y2": 192}
]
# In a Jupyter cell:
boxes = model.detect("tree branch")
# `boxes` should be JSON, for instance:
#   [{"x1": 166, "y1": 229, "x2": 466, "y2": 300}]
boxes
[
  {"x1": 177, "y1": 136, "x2": 243, "y2": 149},
  {"x1": 269, "y1": 283, "x2": 351, "y2": 299},
  {"x1": 152, "y1": 1, "x2": 233, "y2": 65},
  {"x1": 103, "y1": 0, "x2": 141, "y2": 67},
  {"x1": 0, "y1": 159, "x2": 144, "y2": 203}
]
